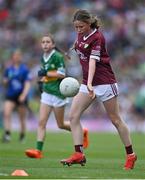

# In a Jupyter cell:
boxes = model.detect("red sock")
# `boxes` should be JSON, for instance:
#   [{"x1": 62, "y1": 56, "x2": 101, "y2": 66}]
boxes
[
  {"x1": 125, "y1": 145, "x2": 133, "y2": 155},
  {"x1": 75, "y1": 145, "x2": 83, "y2": 153}
]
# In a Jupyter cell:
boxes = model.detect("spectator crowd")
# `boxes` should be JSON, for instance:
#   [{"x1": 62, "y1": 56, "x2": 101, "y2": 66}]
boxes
[{"x1": 0, "y1": 0, "x2": 145, "y2": 132}]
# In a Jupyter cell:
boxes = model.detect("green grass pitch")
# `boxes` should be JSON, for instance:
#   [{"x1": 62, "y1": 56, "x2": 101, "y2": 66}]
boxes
[{"x1": 0, "y1": 131, "x2": 144, "y2": 179}]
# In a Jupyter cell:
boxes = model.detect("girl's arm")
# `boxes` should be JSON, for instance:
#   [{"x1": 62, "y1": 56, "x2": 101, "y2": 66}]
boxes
[
  {"x1": 19, "y1": 81, "x2": 31, "y2": 102},
  {"x1": 87, "y1": 58, "x2": 96, "y2": 99},
  {"x1": 3, "y1": 69, "x2": 9, "y2": 86},
  {"x1": 41, "y1": 70, "x2": 65, "y2": 83},
  {"x1": 3, "y1": 78, "x2": 9, "y2": 86},
  {"x1": 47, "y1": 70, "x2": 65, "y2": 79}
]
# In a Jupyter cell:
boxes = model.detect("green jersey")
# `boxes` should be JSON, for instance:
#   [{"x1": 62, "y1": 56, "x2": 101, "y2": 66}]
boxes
[{"x1": 40, "y1": 49, "x2": 66, "y2": 99}]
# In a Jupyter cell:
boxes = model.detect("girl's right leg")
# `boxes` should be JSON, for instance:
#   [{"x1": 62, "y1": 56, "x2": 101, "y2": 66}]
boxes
[
  {"x1": 37, "y1": 103, "x2": 52, "y2": 142},
  {"x1": 2, "y1": 100, "x2": 15, "y2": 142},
  {"x1": 69, "y1": 92, "x2": 93, "y2": 146},
  {"x1": 25, "y1": 103, "x2": 52, "y2": 158},
  {"x1": 54, "y1": 105, "x2": 89, "y2": 149},
  {"x1": 54, "y1": 105, "x2": 71, "y2": 131},
  {"x1": 60, "y1": 92, "x2": 94, "y2": 166}
]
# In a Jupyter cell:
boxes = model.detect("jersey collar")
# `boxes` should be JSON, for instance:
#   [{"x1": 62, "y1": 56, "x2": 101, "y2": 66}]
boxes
[
  {"x1": 83, "y1": 29, "x2": 97, "y2": 41},
  {"x1": 43, "y1": 49, "x2": 55, "y2": 62}
]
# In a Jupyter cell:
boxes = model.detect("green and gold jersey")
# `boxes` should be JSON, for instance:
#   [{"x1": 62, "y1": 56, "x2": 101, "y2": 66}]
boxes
[{"x1": 40, "y1": 49, "x2": 66, "y2": 99}]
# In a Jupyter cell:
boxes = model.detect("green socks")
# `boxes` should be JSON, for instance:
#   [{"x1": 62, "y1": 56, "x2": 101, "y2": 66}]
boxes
[{"x1": 36, "y1": 141, "x2": 44, "y2": 151}]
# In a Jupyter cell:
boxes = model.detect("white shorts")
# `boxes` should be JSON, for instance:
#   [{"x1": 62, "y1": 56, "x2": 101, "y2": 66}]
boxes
[
  {"x1": 79, "y1": 83, "x2": 119, "y2": 102},
  {"x1": 41, "y1": 92, "x2": 69, "y2": 107}
]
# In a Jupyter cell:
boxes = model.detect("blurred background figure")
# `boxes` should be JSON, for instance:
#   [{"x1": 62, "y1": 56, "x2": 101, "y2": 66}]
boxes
[
  {"x1": 0, "y1": 0, "x2": 145, "y2": 133},
  {"x1": 131, "y1": 82, "x2": 145, "y2": 132},
  {"x1": 2, "y1": 49, "x2": 31, "y2": 142}
]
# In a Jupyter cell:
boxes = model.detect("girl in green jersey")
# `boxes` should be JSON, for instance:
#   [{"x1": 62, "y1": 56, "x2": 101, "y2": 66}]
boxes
[{"x1": 25, "y1": 34, "x2": 88, "y2": 158}]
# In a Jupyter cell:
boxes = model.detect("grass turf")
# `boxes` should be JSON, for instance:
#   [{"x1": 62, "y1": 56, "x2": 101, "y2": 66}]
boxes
[{"x1": 0, "y1": 131, "x2": 144, "y2": 179}]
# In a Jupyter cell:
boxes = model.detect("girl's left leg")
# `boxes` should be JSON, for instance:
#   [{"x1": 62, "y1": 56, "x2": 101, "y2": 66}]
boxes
[
  {"x1": 103, "y1": 96, "x2": 137, "y2": 170},
  {"x1": 54, "y1": 106, "x2": 89, "y2": 148},
  {"x1": 25, "y1": 103, "x2": 52, "y2": 158},
  {"x1": 18, "y1": 105, "x2": 27, "y2": 142},
  {"x1": 103, "y1": 97, "x2": 132, "y2": 146},
  {"x1": 54, "y1": 106, "x2": 71, "y2": 131}
]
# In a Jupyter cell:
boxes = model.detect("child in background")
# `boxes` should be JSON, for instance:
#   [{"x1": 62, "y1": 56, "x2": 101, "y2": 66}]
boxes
[
  {"x1": 2, "y1": 49, "x2": 31, "y2": 142},
  {"x1": 25, "y1": 33, "x2": 88, "y2": 158}
]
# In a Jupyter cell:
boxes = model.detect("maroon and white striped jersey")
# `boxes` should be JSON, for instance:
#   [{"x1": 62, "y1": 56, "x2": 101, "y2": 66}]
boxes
[{"x1": 75, "y1": 29, "x2": 116, "y2": 85}]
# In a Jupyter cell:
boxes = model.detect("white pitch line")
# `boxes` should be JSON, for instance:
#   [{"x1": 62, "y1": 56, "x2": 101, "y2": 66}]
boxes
[{"x1": 0, "y1": 173, "x2": 9, "y2": 176}]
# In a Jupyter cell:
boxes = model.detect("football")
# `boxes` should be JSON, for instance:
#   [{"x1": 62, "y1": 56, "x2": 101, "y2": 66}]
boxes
[{"x1": 59, "y1": 77, "x2": 80, "y2": 97}]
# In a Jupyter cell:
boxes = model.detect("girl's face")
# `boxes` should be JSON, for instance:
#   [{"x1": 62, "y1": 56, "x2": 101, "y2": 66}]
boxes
[
  {"x1": 73, "y1": 20, "x2": 91, "y2": 35},
  {"x1": 12, "y1": 50, "x2": 22, "y2": 64},
  {"x1": 41, "y1": 36, "x2": 55, "y2": 53}
]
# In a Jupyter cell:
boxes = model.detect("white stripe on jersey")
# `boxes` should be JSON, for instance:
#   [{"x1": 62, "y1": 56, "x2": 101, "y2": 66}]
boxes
[
  {"x1": 91, "y1": 50, "x2": 100, "y2": 56},
  {"x1": 90, "y1": 55, "x2": 100, "y2": 61}
]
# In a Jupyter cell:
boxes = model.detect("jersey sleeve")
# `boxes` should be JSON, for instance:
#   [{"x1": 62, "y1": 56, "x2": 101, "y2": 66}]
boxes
[
  {"x1": 55, "y1": 55, "x2": 66, "y2": 76},
  {"x1": 90, "y1": 36, "x2": 101, "y2": 62}
]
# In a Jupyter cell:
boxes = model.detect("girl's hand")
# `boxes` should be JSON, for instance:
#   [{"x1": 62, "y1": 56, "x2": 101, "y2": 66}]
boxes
[
  {"x1": 40, "y1": 76, "x2": 58, "y2": 82},
  {"x1": 87, "y1": 84, "x2": 96, "y2": 99},
  {"x1": 65, "y1": 47, "x2": 74, "y2": 60},
  {"x1": 18, "y1": 94, "x2": 26, "y2": 103},
  {"x1": 38, "y1": 69, "x2": 47, "y2": 77}
]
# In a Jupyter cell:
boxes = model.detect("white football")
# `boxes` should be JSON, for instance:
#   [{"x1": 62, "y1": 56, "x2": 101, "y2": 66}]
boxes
[{"x1": 59, "y1": 77, "x2": 80, "y2": 97}]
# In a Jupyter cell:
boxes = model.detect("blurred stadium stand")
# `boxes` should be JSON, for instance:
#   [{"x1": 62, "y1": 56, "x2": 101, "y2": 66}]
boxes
[{"x1": 0, "y1": 0, "x2": 145, "y2": 132}]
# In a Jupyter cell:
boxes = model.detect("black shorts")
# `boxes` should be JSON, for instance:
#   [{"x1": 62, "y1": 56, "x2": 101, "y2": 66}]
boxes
[{"x1": 5, "y1": 96, "x2": 28, "y2": 106}]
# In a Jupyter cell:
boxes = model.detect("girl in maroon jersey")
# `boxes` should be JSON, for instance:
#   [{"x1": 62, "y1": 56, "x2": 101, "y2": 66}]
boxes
[{"x1": 60, "y1": 9, "x2": 137, "y2": 170}]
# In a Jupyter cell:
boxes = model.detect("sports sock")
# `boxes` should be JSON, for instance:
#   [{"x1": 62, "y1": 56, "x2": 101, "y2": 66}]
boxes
[
  {"x1": 125, "y1": 145, "x2": 133, "y2": 155},
  {"x1": 5, "y1": 131, "x2": 10, "y2": 135},
  {"x1": 36, "y1": 141, "x2": 43, "y2": 151},
  {"x1": 19, "y1": 133, "x2": 25, "y2": 141},
  {"x1": 75, "y1": 145, "x2": 83, "y2": 153}
]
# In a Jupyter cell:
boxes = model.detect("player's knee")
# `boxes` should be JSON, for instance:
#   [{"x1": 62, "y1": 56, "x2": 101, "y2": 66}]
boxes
[
  {"x1": 69, "y1": 115, "x2": 74, "y2": 122},
  {"x1": 112, "y1": 120, "x2": 120, "y2": 128},
  {"x1": 109, "y1": 114, "x2": 121, "y2": 127},
  {"x1": 69, "y1": 114, "x2": 79, "y2": 125}
]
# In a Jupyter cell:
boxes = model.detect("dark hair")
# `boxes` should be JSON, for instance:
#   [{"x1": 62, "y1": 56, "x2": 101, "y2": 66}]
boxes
[{"x1": 73, "y1": 9, "x2": 99, "y2": 29}]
